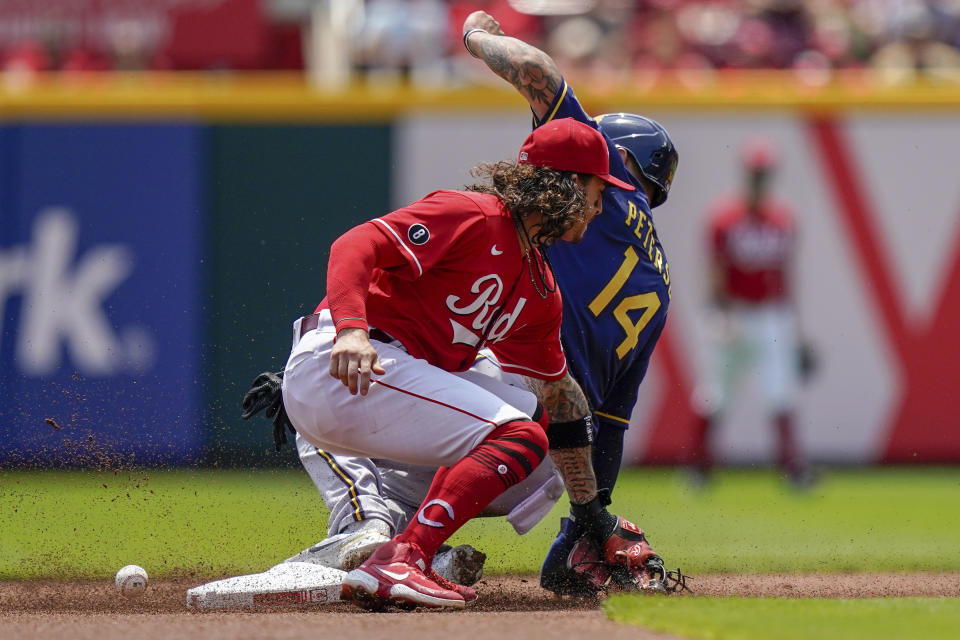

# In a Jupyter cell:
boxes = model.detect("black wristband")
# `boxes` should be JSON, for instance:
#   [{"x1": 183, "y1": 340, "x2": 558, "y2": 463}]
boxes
[
  {"x1": 547, "y1": 414, "x2": 594, "y2": 449},
  {"x1": 463, "y1": 28, "x2": 487, "y2": 58},
  {"x1": 570, "y1": 492, "x2": 618, "y2": 543}
]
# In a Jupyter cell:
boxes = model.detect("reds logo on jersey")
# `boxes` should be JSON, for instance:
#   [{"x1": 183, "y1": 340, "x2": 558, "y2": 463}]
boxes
[
  {"x1": 727, "y1": 225, "x2": 790, "y2": 268},
  {"x1": 445, "y1": 274, "x2": 527, "y2": 347}
]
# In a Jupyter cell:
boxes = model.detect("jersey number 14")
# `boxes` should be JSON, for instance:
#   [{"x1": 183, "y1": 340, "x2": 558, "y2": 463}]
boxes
[{"x1": 588, "y1": 247, "x2": 662, "y2": 359}]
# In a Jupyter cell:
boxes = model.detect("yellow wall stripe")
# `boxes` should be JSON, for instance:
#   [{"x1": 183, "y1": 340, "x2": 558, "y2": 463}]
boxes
[{"x1": 2, "y1": 71, "x2": 957, "y2": 122}]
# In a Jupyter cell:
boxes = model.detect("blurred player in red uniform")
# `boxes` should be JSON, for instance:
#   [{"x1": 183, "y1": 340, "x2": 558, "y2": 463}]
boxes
[{"x1": 690, "y1": 139, "x2": 814, "y2": 488}]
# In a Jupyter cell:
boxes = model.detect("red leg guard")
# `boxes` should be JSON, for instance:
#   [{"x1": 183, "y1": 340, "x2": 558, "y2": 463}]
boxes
[{"x1": 397, "y1": 420, "x2": 547, "y2": 558}]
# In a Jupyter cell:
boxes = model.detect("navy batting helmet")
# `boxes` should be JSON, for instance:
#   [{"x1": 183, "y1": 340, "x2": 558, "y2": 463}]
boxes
[{"x1": 595, "y1": 113, "x2": 678, "y2": 208}]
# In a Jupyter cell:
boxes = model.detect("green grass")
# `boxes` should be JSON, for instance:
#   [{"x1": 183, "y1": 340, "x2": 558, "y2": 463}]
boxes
[
  {"x1": 0, "y1": 468, "x2": 325, "y2": 579},
  {"x1": 454, "y1": 466, "x2": 960, "y2": 575},
  {"x1": 605, "y1": 595, "x2": 960, "y2": 640},
  {"x1": 1, "y1": 467, "x2": 959, "y2": 579}
]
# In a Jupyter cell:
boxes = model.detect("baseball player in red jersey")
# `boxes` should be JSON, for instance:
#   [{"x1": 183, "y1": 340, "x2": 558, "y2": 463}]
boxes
[
  {"x1": 264, "y1": 10, "x2": 684, "y2": 599},
  {"x1": 281, "y1": 118, "x2": 634, "y2": 610},
  {"x1": 690, "y1": 139, "x2": 814, "y2": 487}
]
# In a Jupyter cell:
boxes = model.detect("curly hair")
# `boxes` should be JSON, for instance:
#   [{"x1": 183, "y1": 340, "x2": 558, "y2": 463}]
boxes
[{"x1": 465, "y1": 161, "x2": 587, "y2": 246}]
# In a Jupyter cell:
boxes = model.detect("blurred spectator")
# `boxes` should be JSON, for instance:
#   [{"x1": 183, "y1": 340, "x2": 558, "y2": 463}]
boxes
[
  {"x1": 0, "y1": 1, "x2": 957, "y2": 81},
  {"x1": 869, "y1": 0, "x2": 960, "y2": 82},
  {"x1": 351, "y1": 0, "x2": 449, "y2": 84},
  {"x1": 688, "y1": 138, "x2": 815, "y2": 489},
  {"x1": 160, "y1": 0, "x2": 271, "y2": 71},
  {"x1": 3, "y1": 40, "x2": 52, "y2": 73},
  {"x1": 0, "y1": 0, "x2": 301, "y2": 74},
  {"x1": 60, "y1": 47, "x2": 112, "y2": 73},
  {"x1": 2, "y1": 39, "x2": 52, "y2": 90}
]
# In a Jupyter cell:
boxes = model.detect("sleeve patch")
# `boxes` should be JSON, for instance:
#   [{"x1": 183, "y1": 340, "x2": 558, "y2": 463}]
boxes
[{"x1": 407, "y1": 223, "x2": 430, "y2": 245}]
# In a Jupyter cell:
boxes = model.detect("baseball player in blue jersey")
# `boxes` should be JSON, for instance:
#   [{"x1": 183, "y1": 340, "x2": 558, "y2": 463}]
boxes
[
  {"x1": 461, "y1": 10, "x2": 679, "y2": 594},
  {"x1": 246, "y1": 11, "x2": 683, "y2": 597},
  {"x1": 540, "y1": 110, "x2": 673, "y2": 497}
]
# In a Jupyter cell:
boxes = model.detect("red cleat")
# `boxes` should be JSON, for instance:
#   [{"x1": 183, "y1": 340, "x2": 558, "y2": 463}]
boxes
[
  {"x1": 341, "y1": 540, "x2": 466, "y2": 610},
  {"x1": 426, "y1": 567, "x2": 477, "y2": 604}
]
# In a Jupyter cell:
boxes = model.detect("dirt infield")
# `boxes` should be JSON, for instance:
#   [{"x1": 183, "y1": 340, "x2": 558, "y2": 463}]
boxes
[{"x1": 3, "y1": 573, "x2": 959, "y2": 640}]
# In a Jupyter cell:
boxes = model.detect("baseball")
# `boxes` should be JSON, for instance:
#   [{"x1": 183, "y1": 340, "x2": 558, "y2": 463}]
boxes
[{"x1": 115, "y1": 564, "x2": 149, "y2": 599}]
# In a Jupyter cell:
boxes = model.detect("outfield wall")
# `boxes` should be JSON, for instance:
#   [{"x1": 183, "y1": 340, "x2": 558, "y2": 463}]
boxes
[
  {"x1": 0, "y1": 75, "x2": 956, "y2": 466},
  {"x1": 395, "y1": 109, "x2": 960, "y2": 467}
]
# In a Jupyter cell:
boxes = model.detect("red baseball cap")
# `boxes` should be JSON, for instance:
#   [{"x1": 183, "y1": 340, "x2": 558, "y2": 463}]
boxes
[
  {"x1": 742, "y1": 138, "x2": 778, "y2": 170},
  {"x1": 518, "y1": 118, "x2": 635, "y2": 191}
]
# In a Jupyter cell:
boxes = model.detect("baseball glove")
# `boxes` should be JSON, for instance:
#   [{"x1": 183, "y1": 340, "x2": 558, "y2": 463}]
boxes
[
  {"x1": 566, "y1": 517, "x2": 690, "y2": 596},
  {"x1": 240, "y1": 370, "x2": 296, "y2": 451}
]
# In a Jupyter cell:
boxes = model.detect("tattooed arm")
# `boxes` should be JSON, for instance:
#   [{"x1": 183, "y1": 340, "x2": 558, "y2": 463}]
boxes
[
  {"x1": 551, "y1": 444, "x2": 599, "y2": 506},
  {"x1": 462, "y1": 11, "x2": 563, "y2": 122},
  {"x1": 525, "y1": 372, "x2": 598, "y2": 505}
]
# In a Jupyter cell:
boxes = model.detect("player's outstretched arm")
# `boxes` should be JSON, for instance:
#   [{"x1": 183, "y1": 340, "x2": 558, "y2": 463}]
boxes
[
  {"x1": 526, "y1": 372, "x2": 598, "y2": 505},
  {"x1": 462, "y1": 11, "x2": 563, "y2": 121}
]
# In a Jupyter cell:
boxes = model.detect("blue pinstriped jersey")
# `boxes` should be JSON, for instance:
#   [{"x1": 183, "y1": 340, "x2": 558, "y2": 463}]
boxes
[{"x1": 540, "y1": 82, "x2": 671, "y2": 430}]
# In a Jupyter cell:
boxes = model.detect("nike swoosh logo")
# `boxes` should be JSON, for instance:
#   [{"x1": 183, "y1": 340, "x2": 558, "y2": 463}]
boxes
[
  {"x1": 491, "y1": 245, "x2": 503, "y2": 255},
  {"x1": 378, "y1": 568, "x2": 410, "y2": 581}
]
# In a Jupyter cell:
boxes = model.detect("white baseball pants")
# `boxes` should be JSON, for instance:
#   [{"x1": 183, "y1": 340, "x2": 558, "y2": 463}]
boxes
[
  {"x1": 287, "y1": 329, "x2": 564, "y2": 537},
  {"x1": 283, "y1": 311, "x2": 564, "y2": 537},
  {"x1": 282, "y1": 310, "x2": 531, "y2": 467},
  {"x1": 693, "y1": 302, "x2": 800, "y2": 415}
]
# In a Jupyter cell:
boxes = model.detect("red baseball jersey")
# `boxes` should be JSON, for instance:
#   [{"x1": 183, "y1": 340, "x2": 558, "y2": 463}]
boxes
[
  {"x1": 321, "y1": 190, "x2": 567, "y2": 380},
  {"x1": 709, "y1": 195, "x2": 795, "y2": 303}
]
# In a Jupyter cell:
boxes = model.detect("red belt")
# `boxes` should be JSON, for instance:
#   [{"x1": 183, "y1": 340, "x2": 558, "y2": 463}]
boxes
[{"x1": 298, "y1": 313, "x2": 394, "y2": 343}]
